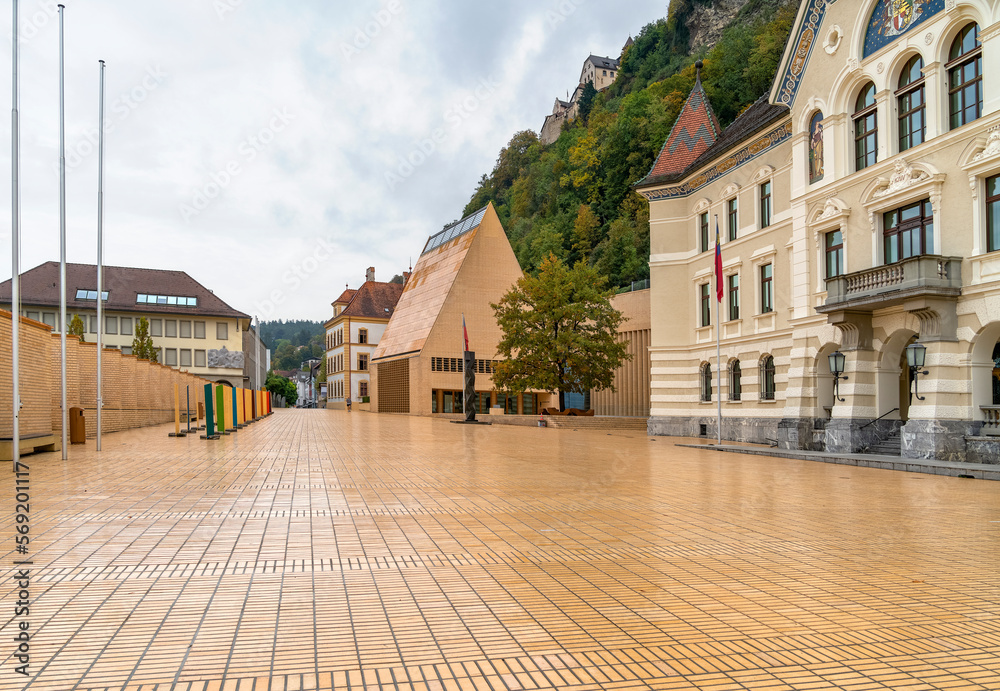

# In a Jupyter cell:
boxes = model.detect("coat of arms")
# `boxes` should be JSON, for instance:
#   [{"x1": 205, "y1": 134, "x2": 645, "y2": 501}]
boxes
[{"x1": 884, "y1": 0, "x2": 924, "y2": 37}]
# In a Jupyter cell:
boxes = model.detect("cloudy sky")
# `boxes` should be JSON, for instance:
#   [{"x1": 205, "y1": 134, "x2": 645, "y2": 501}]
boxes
[{"x1": 0, "y1": 0, "x2": 666, "y2": 321}]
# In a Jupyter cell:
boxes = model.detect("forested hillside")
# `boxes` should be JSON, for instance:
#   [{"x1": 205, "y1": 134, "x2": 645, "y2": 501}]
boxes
[{"x1": 463, "y1": 0, "x2": 797, "y2": 289}]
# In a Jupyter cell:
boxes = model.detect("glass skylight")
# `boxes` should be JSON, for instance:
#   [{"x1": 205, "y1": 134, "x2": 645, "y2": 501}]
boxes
[{"x1": 421, "y1": 206, "x2": 487, "y2": 255}]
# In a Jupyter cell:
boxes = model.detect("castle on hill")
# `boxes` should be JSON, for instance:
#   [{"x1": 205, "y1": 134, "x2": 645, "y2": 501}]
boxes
[{"x1": 539, "y1": 37, "x2": 632, "y2": 144}]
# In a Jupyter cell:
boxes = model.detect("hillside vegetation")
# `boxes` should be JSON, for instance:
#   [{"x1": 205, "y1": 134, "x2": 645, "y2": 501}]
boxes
[{"x1": 463, "y1": 0, "x2": 798, "y2": 289}]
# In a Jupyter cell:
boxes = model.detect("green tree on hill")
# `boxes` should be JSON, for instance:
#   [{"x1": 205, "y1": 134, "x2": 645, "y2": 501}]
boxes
[{"x1": 491, "y1": 254, "x2": 631, "y2": 411}]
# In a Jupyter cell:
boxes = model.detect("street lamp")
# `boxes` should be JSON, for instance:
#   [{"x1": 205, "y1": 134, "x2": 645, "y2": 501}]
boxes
[
  {"x1": 906, "y1": 341, "x2": 929, "y2": 402},
  {"x1": 828, "y1": 350, "x2": 847, "y2": 403}
]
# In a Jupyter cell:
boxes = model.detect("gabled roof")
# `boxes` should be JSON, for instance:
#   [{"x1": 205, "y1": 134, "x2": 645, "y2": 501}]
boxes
[
  {"x1": 637, "y1": 77, "x2": 721, "y2": 185},
  {"x1": 635, "y1": 94, "x2": 789, "y2": 189},
  {"x1": 586, "y1": 55, "x2": 619, "y2": 70},
  {"x1": 340, "y1": 280, "x2": 403, "y2": 320},
  {"x1": 0, "y1": 261, "x2": 248, "y2": 319},
  {"x1": 373, "y1": 204, "x2": 497, "y2": 360}
]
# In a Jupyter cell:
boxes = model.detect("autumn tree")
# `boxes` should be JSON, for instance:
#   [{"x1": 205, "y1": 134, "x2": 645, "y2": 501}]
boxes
[
  {"x1": 132, "y1": 316, "x2": 158, "y2": 362},
  {"x1": 491, "y1": 254, "x2": 631, "y2": 411}
]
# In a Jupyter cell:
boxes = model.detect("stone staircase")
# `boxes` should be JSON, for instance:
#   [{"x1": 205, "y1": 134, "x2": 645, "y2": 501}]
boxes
[
  {"x1": 868, "y1": 430, "x2": 902, "y2": 456},
  {"x1": 543, "y1": 416, "x2": 647, "y2": 432}
]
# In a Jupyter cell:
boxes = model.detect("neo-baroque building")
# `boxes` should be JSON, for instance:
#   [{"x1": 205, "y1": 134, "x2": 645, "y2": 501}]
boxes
[{"x1": 636, "y1": 0, "x2": 1000, "y2": 462}]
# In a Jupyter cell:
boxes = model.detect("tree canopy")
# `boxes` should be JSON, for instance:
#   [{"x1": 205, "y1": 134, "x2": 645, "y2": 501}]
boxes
[
  {"x1": 265, "y1": 374, "x2": 298, "y2": 407},
  {"x1": 132, "y1": 317, "x2": 157, "y2": 363},
  {"x1": 491, "y1": 254, "x2": 631, "y2": 410}
]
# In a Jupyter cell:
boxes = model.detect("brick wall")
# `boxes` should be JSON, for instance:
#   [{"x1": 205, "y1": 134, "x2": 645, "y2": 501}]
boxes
[{"x1": 1, "y1": 309, "x2": 213, "y2": 441}]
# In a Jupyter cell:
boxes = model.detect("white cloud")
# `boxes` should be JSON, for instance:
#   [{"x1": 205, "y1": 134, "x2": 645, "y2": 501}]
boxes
[{"x1": 0, "y1": 0, "x2": 665, "y2": 320}]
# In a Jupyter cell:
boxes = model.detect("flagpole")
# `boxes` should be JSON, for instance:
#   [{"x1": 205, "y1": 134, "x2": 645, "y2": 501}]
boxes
[
  {"x1": 715, "y1": 215, "x2": 722, "y2": 446},
  {"x1": 96, "y1": 60, "x2": 105, "y2": 452},
  {"x1": 58, "y1": 4, "x2": 68, "y2": 460},
  {"x1": 12, "y1": 0, "x2": 20, "y2": 468}
]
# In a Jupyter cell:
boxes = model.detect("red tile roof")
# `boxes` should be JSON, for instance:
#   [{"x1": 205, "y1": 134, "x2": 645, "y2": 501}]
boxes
[
  {"x1": 641, "y1": 79, "x2": 720, "y2": 182},
  {"x1": 340, "y1": 281, "x2": 403, "y2": 320},
  {"x1": 333, "y1": 288, "x2": 357, "y2": 305}
]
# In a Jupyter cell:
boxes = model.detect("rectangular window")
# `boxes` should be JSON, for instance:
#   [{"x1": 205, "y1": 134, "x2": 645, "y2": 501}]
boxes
[
  {"x1": 699, "y1": 283, "x2": 711, "y2": 327},
  {"x1": 120, "y1": 317, "x2": 132, "y2": 336},
  {"x1": 26, "y1": 311, "x2": 38, "y2": 321},
  {"x1": 194, "y1": 321, "x2": 206, "y2": 339},
  {"x1": 988, "y1": 175, "x2": 1000, "y2": 253},
  {"x1": 41, "y1": 313, "x2": 55, "y2": 329},
  {"x1": 883, "y1": 199, "x2": 933, "y2": 264},
  {"x1": 121, "y1": 346, "x2": 132, "y2": 356},
  {"x1": 699, "y1": 212, "x2": 709, "y2": 253},
  {"x1": 180, "y1": 320, "x2": 192, "y2": 338},
  {"x1": 760, "y1": 263, "x2": 773, "y2": 314},
  {"x1": 358, "y1": 328, "x2": 368, "y2": 344},
  {"x1": 89, "y1": 316, "x2": 98, "y2": 334},
  {"x1": 760, "y1": 181, "x2": 772, "y2": 228},
  {"x1": 826, "y1": 230, "x2": 844, "y2": 278},
  {"x1": 165, "y1": 320, "x2": 177, "y2": 338},
  {"x1": 216, "y1": 322, "x2": 228, "y2": 340},
  {"x1": 164, "y1": 348, "x2": 178, "y2": 367},
  {"x1": 359, "y1": 381, "x2": 369, "y2": 398},
  {"x1": 150, "y1": 319, "x2": 162, "y2": 337},
  {"x1": 358, "y1": 353, "x2": 369, "y2": 371},
  {"x1": 180, "y1": 349, "x2": 192, "y2": 367},
  {"x1": 727, "y1": 274, "x2": 740, "y2": 321},
  {"x1": 105, "y1": 316, "x2": 118, "y2": 334},
  {"x1": 195, "y1": 350, "x2": 206, "y2": 367},
  {"x1": 727, "y1": 198, "x2": 738, "y2": 241}
]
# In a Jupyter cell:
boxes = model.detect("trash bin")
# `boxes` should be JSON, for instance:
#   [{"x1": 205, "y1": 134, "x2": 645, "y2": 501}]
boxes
[{"x1": 69, "y1": 407, "x2": 86, "y2": 444}]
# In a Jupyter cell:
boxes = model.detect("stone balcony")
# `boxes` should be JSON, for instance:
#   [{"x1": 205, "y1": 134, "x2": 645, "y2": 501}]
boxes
[{"x1": 818, "y1": 255, "x2": 963, "y2": 313}]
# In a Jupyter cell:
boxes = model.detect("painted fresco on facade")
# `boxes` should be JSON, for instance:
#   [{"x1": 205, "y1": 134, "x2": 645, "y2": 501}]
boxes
[
  {"x1": 809, "y1": 112, "x2": 824, "y2": 182},
  {"x1": 863, "y1": 0, "x2": 944, "y2": 57}
]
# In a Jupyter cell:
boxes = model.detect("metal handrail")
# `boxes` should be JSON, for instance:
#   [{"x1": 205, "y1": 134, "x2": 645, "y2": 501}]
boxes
[{"x1": 860, "y1": 408, "x2": 899, "y2": 431}]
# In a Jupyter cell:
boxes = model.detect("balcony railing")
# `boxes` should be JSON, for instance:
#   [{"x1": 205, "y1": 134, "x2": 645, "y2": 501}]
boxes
[
  {"x1": 820, "y1": 255, "x2": 962, "y2": 312},
  {"x1": 982, "y1": 407, "x2": 1000, "y2": 436}
]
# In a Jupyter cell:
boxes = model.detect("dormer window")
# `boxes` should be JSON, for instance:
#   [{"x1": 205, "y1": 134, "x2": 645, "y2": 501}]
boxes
[{"x1": 75, "y1": 289, "x2": 109, "y2": 301}]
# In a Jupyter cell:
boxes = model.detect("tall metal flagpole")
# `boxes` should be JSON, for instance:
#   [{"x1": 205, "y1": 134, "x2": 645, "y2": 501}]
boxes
[
  {"x1": 715, "y1": 215, "x2": 722, "y2": 446},
  {"x1": 12, "y1": 0, "x2": 21, "y2": 468},
  {"x1": 97, "y1": 60, "x2": 105, "y2": 452},
  {"x1": 58, "y1": 4, "x2": 67, "y2": 460}
]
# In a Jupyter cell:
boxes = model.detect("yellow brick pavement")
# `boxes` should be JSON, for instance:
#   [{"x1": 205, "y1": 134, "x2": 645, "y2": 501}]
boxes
[{"x1": 1, "y1": 409, "x2": 999, "y2": 690}]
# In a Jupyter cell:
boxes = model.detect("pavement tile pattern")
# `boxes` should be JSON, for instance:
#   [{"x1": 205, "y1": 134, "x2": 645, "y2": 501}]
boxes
[{"x1": 2, "y1": 410, "x2": 999, "y2": 690}]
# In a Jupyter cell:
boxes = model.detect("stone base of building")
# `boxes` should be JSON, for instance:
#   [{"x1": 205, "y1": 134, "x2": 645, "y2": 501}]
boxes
[
  {"x1": 824, "y1": 417, "x2": 903, "y2": 454},
  {"x1": 964, "y1": 437, "x2": 1000, "y2": 464},
  {"x1": 648, "y1": 415, "x2": 786, "y2": 447},
  {"x1": 901, "y1": 419, "x2": 978, "y2": 463}
]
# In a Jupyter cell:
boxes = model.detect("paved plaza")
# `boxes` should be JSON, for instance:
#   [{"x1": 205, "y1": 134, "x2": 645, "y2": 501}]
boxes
[{"x1": 2, "y1": 410, "x2": 1000, "y2": 690}]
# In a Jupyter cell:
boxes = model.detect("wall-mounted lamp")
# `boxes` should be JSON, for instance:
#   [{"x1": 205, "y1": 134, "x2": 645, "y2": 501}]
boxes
[
  {"x1": 906, "y1": 341, "x2": 929, "y2": 402},
  {"x1": 828, "y1": 350, "x2": 847, "y2": 403}
]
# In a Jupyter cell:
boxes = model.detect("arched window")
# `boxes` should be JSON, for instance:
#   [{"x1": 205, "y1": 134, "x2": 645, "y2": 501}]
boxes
[
  {"x1": 700, "y1": 363, "x2": 713, "y2": 402},
  {"x1": 854, "y1": 82, "x2": 878, "y2": 171},
  {"x1": 760, "y1": 356, "x2": 776, "y2": 401},
  {"x1": 948, "y1": 23, "x2": 982, "y2": 129},
  {"x1": 809, "y1": 111, "x2": 824, "y2": 182},
  {"x1": 729, "y1": 360, "x2": 742, "y2": 401},
  {"x1": 897, "y1": 55, "x2": 925, "y2": 151},
  {"x1": 993, "y1": 342, "x2": 1000, "y2": 406}
]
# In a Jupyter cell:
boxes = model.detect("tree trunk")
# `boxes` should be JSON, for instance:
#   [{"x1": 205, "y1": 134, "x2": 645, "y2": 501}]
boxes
[{"x1": 558, "y1": 389, "x2": 566, "y2": 412}]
